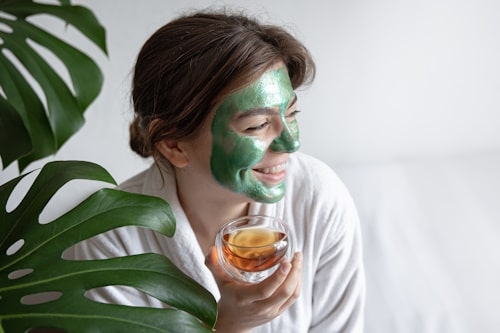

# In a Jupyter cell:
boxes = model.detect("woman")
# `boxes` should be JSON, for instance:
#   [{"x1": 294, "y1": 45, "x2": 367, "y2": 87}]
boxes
[{"x1": 74, "y1": 10, "x2": 365, "y2": 332}]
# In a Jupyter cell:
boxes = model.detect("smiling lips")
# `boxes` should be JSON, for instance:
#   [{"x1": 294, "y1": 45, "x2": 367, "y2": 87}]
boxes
[{"x1": 252, "y1": 163, "x2": 287, "y2": 184}]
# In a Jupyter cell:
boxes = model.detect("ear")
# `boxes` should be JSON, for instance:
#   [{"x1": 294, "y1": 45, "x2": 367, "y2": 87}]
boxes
[{"x1": 156, "y1": 139, "x2": 189, "y2": 168}]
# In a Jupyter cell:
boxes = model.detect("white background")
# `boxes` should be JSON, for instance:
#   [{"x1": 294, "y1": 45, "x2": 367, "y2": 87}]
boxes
[{"x1": 2, "y1": 0, "x2": 500, "y2": 183}]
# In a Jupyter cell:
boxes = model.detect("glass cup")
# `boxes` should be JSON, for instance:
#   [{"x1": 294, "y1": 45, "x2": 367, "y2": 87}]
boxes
[{"x1": 215, "y1": 215, "x2": 293, "y2": 284}]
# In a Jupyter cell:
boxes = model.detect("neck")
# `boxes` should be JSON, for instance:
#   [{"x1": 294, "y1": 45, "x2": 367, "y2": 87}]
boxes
[{"x1": 174, "y1": 168, "x2": 250, "y2": 255}]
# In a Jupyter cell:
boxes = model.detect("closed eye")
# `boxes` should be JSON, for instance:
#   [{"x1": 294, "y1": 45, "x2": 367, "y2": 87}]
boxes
[
  {"x1": 245, "y1": 121, "x2": 270, "y2": 132},
  {"x1": 286, "y1": 110, "x2": 301, "y2": 121}
]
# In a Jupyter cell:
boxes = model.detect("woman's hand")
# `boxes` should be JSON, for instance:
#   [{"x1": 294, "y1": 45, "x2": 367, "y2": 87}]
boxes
[{"x1": 205, "y1": 247, "x2": 303, "y2": 333}]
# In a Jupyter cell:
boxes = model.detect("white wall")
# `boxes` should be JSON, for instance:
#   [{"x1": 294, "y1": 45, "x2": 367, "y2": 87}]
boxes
[{"x1": 2, "y1": 0, "x2": 500, "y2": 183}]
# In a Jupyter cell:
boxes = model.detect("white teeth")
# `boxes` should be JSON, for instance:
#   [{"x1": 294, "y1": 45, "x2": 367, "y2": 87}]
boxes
[{"x1": 257, "y1": 163, "x2": 286, "y2": 174}]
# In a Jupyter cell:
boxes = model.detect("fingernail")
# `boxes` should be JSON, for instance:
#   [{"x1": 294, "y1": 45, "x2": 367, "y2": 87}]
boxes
[{"x1": 281, "y1": 261, "x2": 291, "y2": 274}]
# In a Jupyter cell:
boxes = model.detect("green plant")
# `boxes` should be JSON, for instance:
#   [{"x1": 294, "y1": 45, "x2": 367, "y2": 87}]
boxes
[
  {"x1": 1, "y1": 161, "x2": 217, "y2": 332},
  {"x1": 0, "y1": 1, "x2": 217, "y2": 332},
  {"x1": 0, "y1": 0, "x2": 105, "y2": 171}
]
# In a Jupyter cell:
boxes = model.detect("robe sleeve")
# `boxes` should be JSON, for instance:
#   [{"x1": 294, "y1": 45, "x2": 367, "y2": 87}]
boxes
[{"x1": 309, "y1": 188, "x2": 366, "y2": 333}]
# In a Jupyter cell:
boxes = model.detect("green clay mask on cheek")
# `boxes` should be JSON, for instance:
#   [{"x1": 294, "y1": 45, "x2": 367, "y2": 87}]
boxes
[{"x1": 210, "y1": 66, "x2": 299, "y2": 203}]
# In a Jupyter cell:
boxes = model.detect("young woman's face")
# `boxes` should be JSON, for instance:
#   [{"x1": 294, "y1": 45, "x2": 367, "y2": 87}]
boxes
[{"x1": 210, "y1": 64, "x2": 300, "y2": 203}]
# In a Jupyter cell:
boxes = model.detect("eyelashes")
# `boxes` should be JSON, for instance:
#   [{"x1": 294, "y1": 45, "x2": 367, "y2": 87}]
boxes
[
  {"x1": 245, "y1": 121, "x2": 270, "y2": 132},
  {"x1": 286, "y1": 110, "x2": 301, "y2": 120},
  {"x1": 245, "y1": 110, "x2": 301, "y2": 133}
]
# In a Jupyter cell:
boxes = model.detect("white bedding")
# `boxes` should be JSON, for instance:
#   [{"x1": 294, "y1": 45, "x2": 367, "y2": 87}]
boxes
[{"x1": 333, "y1": 151, "x2": 500, "y2": 333}]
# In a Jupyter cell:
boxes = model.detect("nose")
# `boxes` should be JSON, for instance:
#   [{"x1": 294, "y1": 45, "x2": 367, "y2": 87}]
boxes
[{"x1": 270, "y1": 123, "x2": 300, "y2": 153}]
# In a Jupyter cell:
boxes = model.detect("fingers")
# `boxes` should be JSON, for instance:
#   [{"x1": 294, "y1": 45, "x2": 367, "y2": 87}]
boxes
[
  {"x1": 277, "y1": 252, "x2": 303, "y2": 312},
  {"x1": 247, "y1": 251, "x2": 303, "y2": 303},
  {"x1": 244, "y1": 259, "x2": 292, "y2": 302},
  {"x1": 204, "y1": 246, "x2": 218, "y2": 269},
  {"x1": 209, "y1": 250, "x2": 304, "y2": 330},
  {"x1": 205, "y1": 246, "x2": 233, "y2": 285},
  {"x1": 206, "y1": 247, "x2": 303, "y2": 309}
]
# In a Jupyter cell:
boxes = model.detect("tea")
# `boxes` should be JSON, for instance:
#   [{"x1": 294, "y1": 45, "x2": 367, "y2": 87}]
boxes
[{"x1": 222, "y1": 227, "x2": 288, "y2": 272}]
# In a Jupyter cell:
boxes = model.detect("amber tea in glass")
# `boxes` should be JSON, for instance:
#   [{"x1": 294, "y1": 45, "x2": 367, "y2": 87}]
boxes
[{"x1": 216, "y1": 215, "x2": 293, "y2": 283}]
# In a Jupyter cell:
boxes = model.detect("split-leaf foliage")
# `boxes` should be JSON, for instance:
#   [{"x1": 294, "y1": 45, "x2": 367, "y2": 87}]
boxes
[{"x1": 0, "y1": 1, "x2": 217, "y2": 331}]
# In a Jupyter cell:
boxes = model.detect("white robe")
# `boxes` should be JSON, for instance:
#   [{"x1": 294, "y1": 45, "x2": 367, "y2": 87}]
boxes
[{"x1": 71, "y1": 152, "x2": 365, "y2": 332}]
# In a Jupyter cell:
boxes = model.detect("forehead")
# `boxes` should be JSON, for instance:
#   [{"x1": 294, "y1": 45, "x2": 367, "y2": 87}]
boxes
[{"x1": 217, "y1": 66, "x2": 294, "y2": 115}]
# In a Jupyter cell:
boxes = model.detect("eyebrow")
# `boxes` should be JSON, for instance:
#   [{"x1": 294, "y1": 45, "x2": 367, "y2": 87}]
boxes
[{"x1": 235, "y1": 94, "x2": 298, "y2": 120}]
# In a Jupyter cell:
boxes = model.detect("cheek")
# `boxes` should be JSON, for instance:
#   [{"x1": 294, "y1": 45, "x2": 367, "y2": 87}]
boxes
[
  {"x1": 287, "y1": 119, "x2": 300, "y2": 139},
  {"x1": 226, "y1": 134, "x2": 267, "y2": 169},
  {"x1": 211, "y1": 131, "x2": 268, "y2": 178},
  {"x1": 211, "y1": 132, "x2": 262, "y2": 181}
]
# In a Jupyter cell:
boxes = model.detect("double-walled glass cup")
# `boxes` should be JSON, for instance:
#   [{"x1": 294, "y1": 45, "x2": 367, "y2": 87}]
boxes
[{"x1": 215, "y1": 215, "x2": 293, "y2": 283}]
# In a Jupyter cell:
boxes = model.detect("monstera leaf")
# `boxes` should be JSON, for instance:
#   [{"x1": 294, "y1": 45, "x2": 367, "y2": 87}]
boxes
[
  {"x1": 0, "y1": 0, "x2": 106, "y2": 171},
  {"x1": 0, "y1": 161, "x2": 217, "y2": 332}
]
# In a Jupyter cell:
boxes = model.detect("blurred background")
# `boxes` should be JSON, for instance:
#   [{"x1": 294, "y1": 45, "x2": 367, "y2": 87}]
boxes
[{"x1": 1, "y1": 0, "x2": 499, "y2": 332}]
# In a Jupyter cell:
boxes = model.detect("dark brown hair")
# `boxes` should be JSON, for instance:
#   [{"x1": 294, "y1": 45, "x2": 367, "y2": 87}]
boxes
[{"x1": 129, "y1": 9, "x2": 316, "y2": 159}]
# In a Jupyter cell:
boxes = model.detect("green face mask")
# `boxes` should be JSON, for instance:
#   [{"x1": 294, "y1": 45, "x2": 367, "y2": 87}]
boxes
[{"x1": 210, "y1": 66, "x2": 300, "y2": 203}]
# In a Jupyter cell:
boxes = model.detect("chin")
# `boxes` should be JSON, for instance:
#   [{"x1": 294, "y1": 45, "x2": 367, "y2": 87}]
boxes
[
  {"x1": 256, "y1": 195, "x2": 284, "y2": 204},
  {"x1": 247, "y1": 184, "x2": 285, "y2": 204}
]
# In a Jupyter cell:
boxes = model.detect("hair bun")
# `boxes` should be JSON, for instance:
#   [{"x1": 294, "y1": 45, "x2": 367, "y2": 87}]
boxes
[{"x1": 129, "y1": 116, "x2": 151, "y2": 157}]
